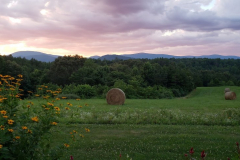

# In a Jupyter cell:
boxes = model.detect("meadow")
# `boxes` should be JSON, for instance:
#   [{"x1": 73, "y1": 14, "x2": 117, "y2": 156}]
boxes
[{"x1": 18, "y1": 86, "x2": 240, "y2": 159}]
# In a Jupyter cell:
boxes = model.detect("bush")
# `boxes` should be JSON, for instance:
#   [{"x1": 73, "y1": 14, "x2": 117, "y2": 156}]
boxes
[{"x1": 73, "y1": 84, "x2": 96, "y2": 99}]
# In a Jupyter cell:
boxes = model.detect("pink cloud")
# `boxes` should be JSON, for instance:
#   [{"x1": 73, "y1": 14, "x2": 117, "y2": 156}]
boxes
[{"x1": 0, "y1": 0, "x2": 240, "y2": 57}]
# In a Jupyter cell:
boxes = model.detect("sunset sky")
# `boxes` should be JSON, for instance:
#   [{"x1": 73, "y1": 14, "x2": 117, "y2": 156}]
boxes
[{"x1": 0, "y1": 0, "x2": 239, "y2": 57}]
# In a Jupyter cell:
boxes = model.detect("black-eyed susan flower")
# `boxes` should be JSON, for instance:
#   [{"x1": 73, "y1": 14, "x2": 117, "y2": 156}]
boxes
[
  {"x1": 17, "y1": 74, "x2": 23, "y2": 78},
  {"x1": 79, "y1": 134, "x2": 84, "y2": 138},
  {"x1": 76, "y1": 99, "x2": 81, "y2": 101},
  {"x1": 85, "y1": 128, "x2": 90, "y2": 132},
  {"x1": 31, "y1": 116, "x2": 39, "y2": 122},
  {"x1": 61, "y1": 97, "x2": 67, "y2": 99},
  {"x1": 22, "y1": 126, "x2": 28, "y2": 130},
  {"x1": 8, "y1": 119, "x2": 14, "y2": 125},
  {"x1": 65, "y1": 107, "x2": 70, "y2": 110},
  {"x1": 47, "y1": 102, "x2": 54, "y2": 106},
  {"x1": 27, "y1": 129, "x2": 32, "y2": 134},
  {"x1": 54, "y1": 107, "x2": 60, "y2": 111},
  {"x1": 15, "y1": 136, "x2": 20, "y2": 139},
  {"x1": 8, "y1": 129, "x2": 14, "y2": 132},
  {"x1": 0, "y1": 125, "x2": 5, "y2": 130},
  {"x1": 51, "y1": 122, "x2": 58, "y2": 125},
  {"x1": 3, "y1": 116, "x2": 8, "y2": 118},
  {"x1": 64, "y1": 143, "x2": 70, "y2": 148},
  {"x1": 0, "y1": 110, "x2": 7, "y2": 115},
  {"x1": 67, "y1": 102, "x2": 72, "y2": 106}
]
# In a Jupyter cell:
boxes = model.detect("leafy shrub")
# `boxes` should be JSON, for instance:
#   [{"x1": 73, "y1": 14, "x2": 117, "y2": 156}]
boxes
[{"x1": 73, "y1": 84, "x2": 96, "y2": 99}]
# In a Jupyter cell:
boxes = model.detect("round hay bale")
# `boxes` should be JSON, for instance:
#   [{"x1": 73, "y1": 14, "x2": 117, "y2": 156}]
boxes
[
  {"x1": 106, "y1": 88, "x2": 125, "y2": 105},
  {"x1": 225, "y1": 91, "x2": 236, "y2": 100},
  {"x1": 224, "y1": 88, "x2": 230, "y2": 93}
]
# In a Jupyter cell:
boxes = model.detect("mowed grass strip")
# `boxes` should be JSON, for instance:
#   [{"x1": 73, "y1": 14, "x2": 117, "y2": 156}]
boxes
[
  {"x1": 20, "y1": 86, "x2": 240, "y2": 125},
  {"x1": 51, "y1": 124, "x2": 240, "y2": 160}
]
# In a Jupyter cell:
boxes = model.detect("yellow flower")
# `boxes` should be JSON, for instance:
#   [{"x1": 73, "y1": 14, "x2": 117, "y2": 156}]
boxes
[
  {"x1": 65, "y1": 107, "x2": 70, "y2": 110},
  {"x1": 61, "y1": 97, "x2": 67, "y2": 99},
  {"x1": 78, "y1": 105, "x2": 82, "y2": 108},
  {"x1": 67, "y1": 103, "x2": 72, "y2": 106},
  {"x1": 85, "y1": 128, "x2": 90, "y2": 132},
  {"x1": 27, "y1": 129, "x2": 32, "y2": 134},
  {"x1": 3, "y1": 116, "x2": 8, "y2": 118},
  {"x1": 35, "y1": 94, "x2": 40, "y2": 97},
  {"x1": 0, "y1": 144, "x2": 3, "y2": 149},
  {"x1": 43, "y1": 96, "x2": 50, "y2": 99},
  {"x1": 45, "y1": 108, "x2": 50, "y2": 110},
  {"x1": 51, "y1": 122, "x2": 58, "y2": 125},
  {"x1": 15, "y1": 136, "x2": 20, "y2": 139},
  {"x1": 22, "y1": 126, "x2": 28, "y2": 130},
  {"x1": 0, "y1": 125, "x2": 5, "y2": 130},
  {"x1": 64, "y1": 143, "x2": 70, "y2": 148},
  {"x1": 73, "y1": 130, "x2": 77, "y2": 133},
  {"x1": 17, "y1": 74, "x2": 23, "y2": 78},
  {"x1": 76, "y1": 98, "x2": 81, "y2": 101},
  {"x1": 0, "y1": 110, "x2": 7, "y2": 115},
  {"x1": 31, "y1": 116, "x2": 39, "y2": 122},
  {"x1": 27, "y1": 105, "x2": 30, "y2": 108},
  {"x1": 47, "y1": 102, "x2": 54, "y2": 106},
  {"x1": 28, "y1": 101, "x2": 34, "y2": 105},
  {"x1": 79, "y1": 134, "x2": 84, "y2": 138},
  {"x1": 27, "y1": 91, "x2": 33, "y2": 94},
  {"x1": 85, "y1": 103, "x2": 89, "y2": 107},
  {"x1": 8, "y1": 119, "x2": 14, "y2": 125},
  {"x1": 56, "y1": 98, "x2": 60, "y2": 100},
  {"x1": 8, "y1": 129, "x2": 14, "y2": 132},
  {"x1": 54, "y1": 107, "x2": 60, "y2": 111}
]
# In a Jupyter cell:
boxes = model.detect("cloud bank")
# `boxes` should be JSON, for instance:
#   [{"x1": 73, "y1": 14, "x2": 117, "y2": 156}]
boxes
[{"x1": 0, "y1": 0, "x2": 239, "y2": 57}]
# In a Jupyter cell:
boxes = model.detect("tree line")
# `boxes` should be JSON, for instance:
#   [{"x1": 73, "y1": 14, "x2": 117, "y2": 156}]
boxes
[{"x1": 0, "y1": 54, "x2": 240, "y2": 99}]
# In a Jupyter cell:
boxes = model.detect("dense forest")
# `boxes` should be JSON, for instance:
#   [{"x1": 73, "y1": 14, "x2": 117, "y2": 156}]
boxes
[{"x1": 0, "y1": 54, "x2": 240, "y2": 99}]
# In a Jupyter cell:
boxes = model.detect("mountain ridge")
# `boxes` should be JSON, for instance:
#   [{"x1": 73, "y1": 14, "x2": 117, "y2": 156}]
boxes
[
  {"x1": 11, "y1": 51, "x2": 61, "y2": 62},
  {"x1": 10, "y1": 51, "x2": 240, "y2": 62}
]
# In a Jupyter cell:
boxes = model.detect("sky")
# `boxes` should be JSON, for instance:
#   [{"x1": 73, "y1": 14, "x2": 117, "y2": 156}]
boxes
[{"x1": 0, "y1": 0, "x2": 240, "y2": 57}]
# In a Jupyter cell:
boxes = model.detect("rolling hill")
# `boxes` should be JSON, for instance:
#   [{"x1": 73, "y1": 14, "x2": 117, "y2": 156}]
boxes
[{"x1": 11, "y1": 51, "x2": 61, "y2": 62}]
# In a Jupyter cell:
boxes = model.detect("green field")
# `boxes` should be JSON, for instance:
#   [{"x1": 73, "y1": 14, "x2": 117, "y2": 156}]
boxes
[{"x1": 21, "y1": 86, "x2": 240, "y2": 159}]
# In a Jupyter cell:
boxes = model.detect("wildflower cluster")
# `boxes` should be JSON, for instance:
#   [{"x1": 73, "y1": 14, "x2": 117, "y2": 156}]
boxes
[{"x1": 0, "y1": 74, "x2": 89, "y2": 159}]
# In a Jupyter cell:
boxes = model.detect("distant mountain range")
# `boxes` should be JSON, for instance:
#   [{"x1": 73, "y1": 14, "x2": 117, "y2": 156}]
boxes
[
  {"x1": 90, "y1": 53, "x2": 240, "y2": 60},
  {"x1": 11, "y1": 51, "x2": 61, "y2": 62},
  {"x1": 10, "y1": 51, "x2": 240, "y2": 62}
]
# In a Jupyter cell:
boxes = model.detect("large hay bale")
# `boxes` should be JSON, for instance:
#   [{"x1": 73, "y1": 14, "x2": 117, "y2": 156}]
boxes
[
  {"x1": 224, "y1": 88, "x2": 230, "y2": 93},
  {"x1": 106, "y1": 88, "x2": 125, "y2": 105},
  {"x1": 225, "y1": 91, "x2": 236, "y2": 100}
]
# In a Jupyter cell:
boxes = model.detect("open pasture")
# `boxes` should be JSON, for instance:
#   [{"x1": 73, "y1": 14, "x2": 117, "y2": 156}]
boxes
[{"x1": 19, "y1": 86, "x2": 240, "y2": 159}]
